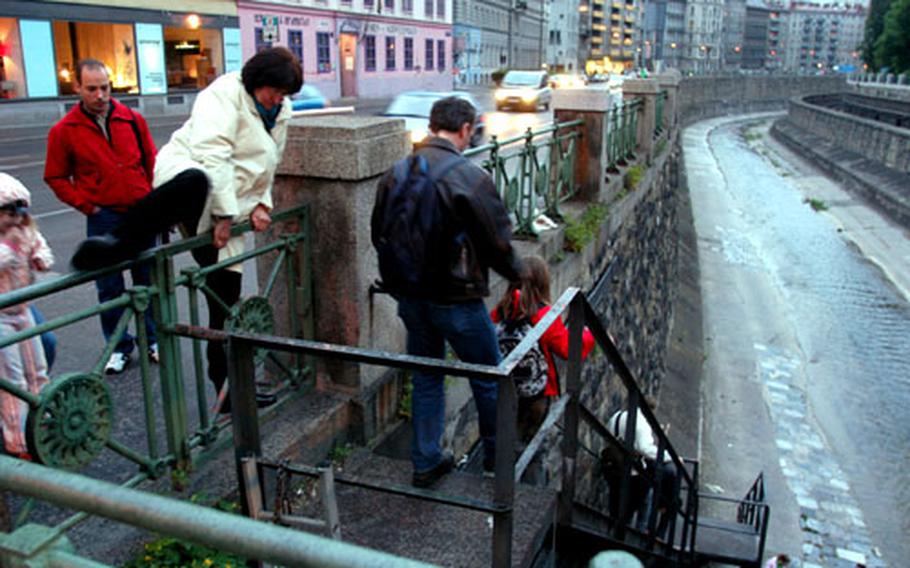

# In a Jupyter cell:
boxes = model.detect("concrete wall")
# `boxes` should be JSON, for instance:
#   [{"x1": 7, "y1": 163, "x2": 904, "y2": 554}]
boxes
[
  {"x1": 677, "y1": 74, "x2": 847, "y2": 125},
  {"x1": 788, "y1": 96, "x2": 910, "y2": 173},
  {"x1": 849, "y1": 82, "x2": 910, "y2": 104}
]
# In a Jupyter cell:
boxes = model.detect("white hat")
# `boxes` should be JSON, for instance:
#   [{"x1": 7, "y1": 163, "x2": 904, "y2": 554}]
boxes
[{"x1": 0, "y1": 172, "x2": 31, "y2": 208}]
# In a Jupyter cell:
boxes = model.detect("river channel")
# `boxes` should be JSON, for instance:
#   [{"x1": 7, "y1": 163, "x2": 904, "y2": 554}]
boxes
[{"x1": 687, "y1": 114, "x2": 910, "y2": 567}]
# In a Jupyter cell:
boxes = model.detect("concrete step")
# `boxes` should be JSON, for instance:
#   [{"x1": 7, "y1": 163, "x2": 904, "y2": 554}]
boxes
[{"x1": 299, "y1": 450, "x2": 557, "y2": 567}]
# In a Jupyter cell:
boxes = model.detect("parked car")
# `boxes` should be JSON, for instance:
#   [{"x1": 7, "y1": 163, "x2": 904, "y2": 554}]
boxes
[
  {"x1": 291, "y1": 85, "x2": 328, "y2": 111},
  {"x1": 495, "y1": 70, "x2": 552, "y2": 111},
  {"x1": 382, "y1": 91, "x2": 486, "y2": 147}
]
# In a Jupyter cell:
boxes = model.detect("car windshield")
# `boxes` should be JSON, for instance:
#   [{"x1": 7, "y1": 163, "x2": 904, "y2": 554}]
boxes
[
  {"x1": 502, "y1": 72, "x2": 542, "y2": 87},
  {"x1": 384, "y1": 94, "x2": 442, "y2": 118}
]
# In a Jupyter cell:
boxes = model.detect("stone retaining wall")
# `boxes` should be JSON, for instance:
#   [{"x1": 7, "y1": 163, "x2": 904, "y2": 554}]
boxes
[
  {"x1": 849, "y1": 81, "x2": 910, "y2": 104},
  {"x1": 677, "y1": 75, "x2": 846, "y2": 126}
]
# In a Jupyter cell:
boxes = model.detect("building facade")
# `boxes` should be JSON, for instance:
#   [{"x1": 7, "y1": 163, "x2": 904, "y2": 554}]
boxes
[
  {"x1": 0, "y1": 0, "x2": 238, "y2": 101},
  {"x1": 581, "y1": 0, "x2": 641, "y2": 72},
  {"x1": 680, "y1": 0, "x2": 724, "y2": 72},
  {"x1": 721, "y1": 0, "x2": 746, "y2": 68},
  {"x1": 453, "y1": 0, "x2": 546, "y2": 85},
  {"x1": 238, "y1": 0, "x2": 453, "y2": 100},
  {"x1": 783, "y1": 2, "x2": 864, "y2": 74},
  {"x1": 546, "y1": 0, "x2": 579, "y2": 73}
]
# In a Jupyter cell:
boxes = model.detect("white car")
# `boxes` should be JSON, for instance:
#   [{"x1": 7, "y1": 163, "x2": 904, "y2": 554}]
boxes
[
  {"x1": 382, "y1": 91, "x2": 486, "y2": 147},
  {"x1": 495, "y1": 70, "x2": 552, "y2": 112}
]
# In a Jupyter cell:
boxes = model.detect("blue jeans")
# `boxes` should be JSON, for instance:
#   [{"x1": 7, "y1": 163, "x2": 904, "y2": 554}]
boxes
[
  {"x1": 397, "y1": 297, "x2": 500, "y2": 473},
  {"x1": 29, "y1": 306, "x2": 56, "y2": 371},
  {"x1": 87, "y1": 208, "x2": 157, "y2": 355}
]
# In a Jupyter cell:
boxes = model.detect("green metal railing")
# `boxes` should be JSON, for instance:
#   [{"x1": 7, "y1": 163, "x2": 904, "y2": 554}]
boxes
[
  {"x1": 465, "y1": 119, "x2": 583, "y2": 236},
  {"x1": 606, "y1": 99, "x2": 642, "y2": 173},
  {"x1": 655, "y1": 91, "x2": 667, "y2": 136},
  {"x1": 0, "y1": 204, "x2": 314, "y2": 531}
]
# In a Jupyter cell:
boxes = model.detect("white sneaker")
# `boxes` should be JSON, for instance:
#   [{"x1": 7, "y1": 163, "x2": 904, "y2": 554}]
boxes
[
  {"x1": 148, "y1": 343, "x2": 160, "y2": 364},
  {"x1": 104, "y1": 352, "x2": 130, "y2": 375}
]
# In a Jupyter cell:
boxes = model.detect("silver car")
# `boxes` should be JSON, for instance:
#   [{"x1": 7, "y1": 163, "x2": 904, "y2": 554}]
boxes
[
  {"x1": 495, "y1": 70, "x2": 552, "y2": 112},
  {"x1": 382, "y1": 91, "x2": 486, "y2": 147}
]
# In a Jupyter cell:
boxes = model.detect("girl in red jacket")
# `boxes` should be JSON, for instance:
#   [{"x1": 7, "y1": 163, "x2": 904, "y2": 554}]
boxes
[{"x1": 491, "y1": 256, "x2": 595, "y2": 447}]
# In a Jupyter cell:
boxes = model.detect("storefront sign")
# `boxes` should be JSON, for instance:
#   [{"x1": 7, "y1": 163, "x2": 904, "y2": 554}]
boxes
[
  {"x1": 364, "y1": 22, "x2": 418, "y2": 36},
  {"x1": 223, "y1": 28, "x2": 242, "y2": 73},
  {"x1": 19, "y1": 20, "x2": 57, "y2": 98},
  {"x1": 135, "y1": 23, "x2": 166, "y2": 95}
]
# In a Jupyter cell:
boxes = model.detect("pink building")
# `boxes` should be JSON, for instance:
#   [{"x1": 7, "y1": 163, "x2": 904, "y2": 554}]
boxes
[{"x1": 238, "y1": 0, "x2": 454, "y2": 101}]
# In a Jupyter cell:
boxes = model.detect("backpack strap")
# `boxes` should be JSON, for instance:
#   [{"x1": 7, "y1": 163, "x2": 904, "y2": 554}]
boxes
[{"x1": 127, "y1": 108, "x2": 148, "y2": 178}]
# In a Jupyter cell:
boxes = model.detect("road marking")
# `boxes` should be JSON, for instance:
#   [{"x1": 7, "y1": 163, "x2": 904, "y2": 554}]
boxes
[
  {"x1": 0, "y1": 160, "x2": 45, "y2": 171},
  {"x1": 0, "y1": 154, "x2": 32, "y2": 164},
  {"x1": 34, "y1": 208, "x2": 75, "y2": 220}
]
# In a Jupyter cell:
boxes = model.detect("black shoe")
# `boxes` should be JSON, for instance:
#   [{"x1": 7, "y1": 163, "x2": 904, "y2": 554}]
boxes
[
  {"x1": 71, "y1": 235, "x2": 127, "y2": 271},
  {"x1": 412, "y1": 452, "x2": 454, "y2": 488}
]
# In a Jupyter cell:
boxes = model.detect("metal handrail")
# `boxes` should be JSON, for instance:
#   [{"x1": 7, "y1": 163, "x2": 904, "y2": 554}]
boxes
[{"x1": 0, "y1": 456, "x2": 433, "y2": 568}]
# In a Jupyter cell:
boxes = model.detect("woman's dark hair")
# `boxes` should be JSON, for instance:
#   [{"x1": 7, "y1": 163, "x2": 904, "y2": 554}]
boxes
[
  {"x1": 429, "y1": 96, "x2": 476, "y2": 134},
  {"x1": 241, "y1": 47, "x2": 303, "y2": 95}
]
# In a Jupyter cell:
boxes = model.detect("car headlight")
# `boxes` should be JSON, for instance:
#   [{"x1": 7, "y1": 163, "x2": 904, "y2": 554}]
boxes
[
  {"x1": 410, "y1": 129, "x2": 428, "y2": 144},
  {"x1": 495, "y1": 91, "x2": 507, "y2": 101},
  {"x1": 521, "y1": 92, "x2": 537, "y2": 102}
]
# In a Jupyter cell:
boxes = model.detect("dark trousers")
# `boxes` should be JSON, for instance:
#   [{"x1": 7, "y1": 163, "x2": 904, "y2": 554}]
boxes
[
  {"x1": 109, "y1": 168, "x2": 236, "y2": 390},
  {"x1": 88, "y1": 207, "x2": 157, "y2": 355}
]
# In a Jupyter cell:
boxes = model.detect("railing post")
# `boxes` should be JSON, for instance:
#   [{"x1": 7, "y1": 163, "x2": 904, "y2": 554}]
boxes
[
  {"x1": 227, "y1": 336, "x2": 261, "y2": 523},
  {"x1": 557, "y1": 293, "x2": 585, "y2": 527},
  {"x1": 492, "y1": 377, "x2": 517, "y2": 568},
  {"x1": 552, "y1": 87, "x2": 611, "y2": 201},
  {"x1": 622, "y1": 79, "x2": 660, "y2": 163},
  {"x1": 150, "y1": 250, "x2": 191, "y2": 471}
]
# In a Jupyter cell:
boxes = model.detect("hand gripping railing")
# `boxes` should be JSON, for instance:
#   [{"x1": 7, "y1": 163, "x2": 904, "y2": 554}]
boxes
[{"x1": 173, "y1": 286, "x2": 697, "y2": 567}]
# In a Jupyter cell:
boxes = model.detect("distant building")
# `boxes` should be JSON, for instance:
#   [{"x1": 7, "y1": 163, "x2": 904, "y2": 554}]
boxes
[
  {"x1": 681, "y1": 0, "x2": 724, "y2": 72},
  {"x1": 581, "y1": 0, "x2": 641, "y2": 72},
  {"x1": 237, "y1": 0, "x2": 454, "y2": 100},
  {"x1": 546, "y1": 0, "x2": 580, "y2": 73},
  {"x1": 453, "y1": 0, "x2": 546, "y2": 84},
  {"x1": 783, "y1": 2, "x2": 865, "y2": 74},
  {"x1": 721, "y1": 0, "x2": 747, "y2": 69}
]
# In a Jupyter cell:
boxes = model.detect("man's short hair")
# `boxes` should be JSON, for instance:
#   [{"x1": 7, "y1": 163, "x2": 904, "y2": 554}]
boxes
[
  {"x1": 429, "y1": 96, "x2": 476, "y2": 134},
  {"x1": 75, "y1": 59, "x2": 107, "y2": 84},
  {"x1": 241, "y1": 47, "x2": 303, "y2": 96}
]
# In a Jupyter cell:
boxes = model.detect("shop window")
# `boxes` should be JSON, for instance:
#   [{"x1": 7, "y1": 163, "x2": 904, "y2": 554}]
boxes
[
  {"x1": 288, "y1": 29, "x2": 303, "y2": 65},
  {"x1": 437, "y1": 39, "x2": 445, "y2": 70},
  {"x1": 0, "y1": 18, "x2": 26, "y2": 99},
  {"x1": 162, "y1": 26, "x2": 224, "y2": 90},
  {"x1": 52, "y1": 21, "x2": 138, "y2": 94},
  {"x1": 365, "y1": 35, "x2": 376, "y2": 71},
  {"x1": 404, "y1": 37, "x2": 414, "y2": 70},
  {"x1": 317, "y1": 32, "x2": 331, "y2": 73},
  {"x1": 385, "y1": 36, "x2": 396, "y2": 70},
  {"x1": 425, "y1": 39, "x2": 434, "y2": 70}
]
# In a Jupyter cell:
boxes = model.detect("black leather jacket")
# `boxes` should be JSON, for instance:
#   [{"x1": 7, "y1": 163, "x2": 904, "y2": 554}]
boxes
[{"x1": 372, "y1": 137, "x2": 524, "y2": 302}]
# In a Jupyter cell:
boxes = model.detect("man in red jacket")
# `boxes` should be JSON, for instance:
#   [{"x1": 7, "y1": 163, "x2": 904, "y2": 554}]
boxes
[{"x1": 44, "y1": 59, "x2": 158, "y2": 375}]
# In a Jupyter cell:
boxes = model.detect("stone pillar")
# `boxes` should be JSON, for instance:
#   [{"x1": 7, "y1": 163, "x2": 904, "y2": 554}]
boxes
[
  {"x1": 622, "y1": 78, "x2": 660, "y2": 163},
  {"x1": 656, "y1": 69, "x2": 682, "y2": 131},
  {"x1": 899, "y1": 74, "x2": 908, "y2": 86},
  {"x1": 267, "y1": 116, "x2": 410, "y2": 391},
  {"x1": 552, "y1": 88, "x2": 611, "y2": 201},
  {"x1": 886, "y1": 73, "x2": 896, "y2": 84}
]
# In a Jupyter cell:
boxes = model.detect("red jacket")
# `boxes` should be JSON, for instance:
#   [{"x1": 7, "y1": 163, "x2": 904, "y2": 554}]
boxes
[
  {"x1": 44, "y1": 99, "x2": 156, "y2": 215},
  {"x1": 492, "y1": 290, "x2": 596, "y2": 397}
]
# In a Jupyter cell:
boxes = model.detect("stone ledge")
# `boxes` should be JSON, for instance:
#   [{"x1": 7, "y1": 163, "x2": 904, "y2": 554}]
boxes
[{"x1": 278, "y1": 116, "x2": 410, "y2": 180}]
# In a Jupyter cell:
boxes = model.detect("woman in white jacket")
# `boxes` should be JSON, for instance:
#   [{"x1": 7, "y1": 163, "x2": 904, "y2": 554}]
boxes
[{"x1": 72, "y1": 47, "x2": 303, "y2": 410}]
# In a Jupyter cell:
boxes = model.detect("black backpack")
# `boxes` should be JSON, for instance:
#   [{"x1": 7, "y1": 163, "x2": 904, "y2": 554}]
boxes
[
  {"x1": 495, "y1": 316, "x2": 549, "y2": 398},
  {"x1": 374, "y1": 154, "x2": 463, "y2": 295}
]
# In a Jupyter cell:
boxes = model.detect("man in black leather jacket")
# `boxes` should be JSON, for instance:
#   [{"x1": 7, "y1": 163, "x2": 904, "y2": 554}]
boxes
[{"x1": 372, "y1": 96, "x2": 525, "y2": 488}]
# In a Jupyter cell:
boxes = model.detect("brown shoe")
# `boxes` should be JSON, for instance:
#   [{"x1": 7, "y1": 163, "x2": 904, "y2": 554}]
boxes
[{"x1": 412, "y1": 452, "x2": 454, "y2": 488}]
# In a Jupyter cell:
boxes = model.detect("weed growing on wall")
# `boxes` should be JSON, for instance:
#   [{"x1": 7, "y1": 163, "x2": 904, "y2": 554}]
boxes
[
  {"x1": 805, "y1": 197, "x2": 828, "y2": 212},
  {"x1": 624, "y1": 165, "x2": 645, "y2": 191},
  {"x1": 564, "y1": 203, "x2": 609, "y2": 253}
]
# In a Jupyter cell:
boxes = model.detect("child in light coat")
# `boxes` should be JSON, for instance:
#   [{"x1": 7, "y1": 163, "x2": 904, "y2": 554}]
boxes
[{"x1": 0, "y1": 173, "x2": 53, "y2": 460}]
